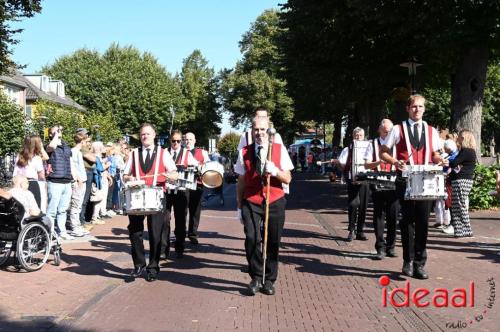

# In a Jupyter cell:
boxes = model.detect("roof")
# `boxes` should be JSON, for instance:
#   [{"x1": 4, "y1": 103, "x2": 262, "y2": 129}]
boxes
[
  {"x1": 21, "y1": 75, "x2": 86, "y2": 112},
  {"x1": 0, "y1": 74, "x2": 28, "y2": 88}
]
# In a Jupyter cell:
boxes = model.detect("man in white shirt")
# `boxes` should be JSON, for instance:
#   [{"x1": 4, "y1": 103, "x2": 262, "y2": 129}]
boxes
[
  {"x1": 162, "y1": 130, "x2": 198, "y2": 259},
  {"x1": 184, "y1": 132, "x2": 210, "y2": 245},
  {"x1": 333, "y1": 127, "x2": 370, "y2": 242},
  {"x1": 363, "y1": 119, "x2": 399, "y2": 260},
  {"x1": 123, "y1": 123, "x2": 178, "y2": 282},
  {"x1": 234, "y1": 116, "x2": 294, "y2": 296},
  {"x1": 380, "y1": 94, "x2": 444, "y2": 280}
]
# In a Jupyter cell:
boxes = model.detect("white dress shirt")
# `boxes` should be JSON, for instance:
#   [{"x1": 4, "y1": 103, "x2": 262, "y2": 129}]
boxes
[{"x1": 123, "y1": 145, "x2": 176, "y2": 175}]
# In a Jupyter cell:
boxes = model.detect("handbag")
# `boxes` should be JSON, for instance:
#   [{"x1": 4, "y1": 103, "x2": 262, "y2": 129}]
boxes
[{"x1": 90, "y1": 183, "x2": 105, "y2": 202}]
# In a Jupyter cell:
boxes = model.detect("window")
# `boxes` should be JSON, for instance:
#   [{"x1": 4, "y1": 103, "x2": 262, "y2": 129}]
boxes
[
  {"x1": 41, "y1": 76, "x2": 49, "y2": 92},
  {"x1": 25, "y1": 105, "x2": 32, "y2": 119}
]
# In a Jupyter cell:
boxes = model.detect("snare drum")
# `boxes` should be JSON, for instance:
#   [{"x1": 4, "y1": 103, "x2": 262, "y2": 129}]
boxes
[
  {"x1": 124, "y1": 185, "x2": 164, "y2": 215},
  {"x1": 361, "y1": 171, "x2": 397, "y2": 191},
  {"x1": 403, "y1": 165, "x2": 446, "y2": 200},
  {"x1": 167, "y1": 167, "x2": 198, "y2": 194},
  {"x1": 201, "y1": 161, "x2": 224, "y2": 188}
]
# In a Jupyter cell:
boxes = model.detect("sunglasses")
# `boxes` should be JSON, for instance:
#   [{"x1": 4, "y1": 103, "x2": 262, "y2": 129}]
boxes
[{"x1": 171, "y1": 140, "x2": 181, "y2": 143}]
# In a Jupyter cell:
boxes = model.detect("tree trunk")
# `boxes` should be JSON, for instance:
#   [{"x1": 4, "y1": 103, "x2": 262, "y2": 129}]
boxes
[
  {"x1": 332, "y1": 114, "x2": 342, "y2": 147},
  {"x1": 450, "y1": 47, "x2": 488, "y2": 160}
]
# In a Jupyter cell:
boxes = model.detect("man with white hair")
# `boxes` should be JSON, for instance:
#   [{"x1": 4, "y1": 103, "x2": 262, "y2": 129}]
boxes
[
  {"x1": 184, "y1": 132, "x2": 210, "y2": 245},
  {"x1": 334, "y1": 127, "x2": 370, "y2": 242},
  {"x1": 364, "y1": 119, "x2": 399, "y2": 260}
]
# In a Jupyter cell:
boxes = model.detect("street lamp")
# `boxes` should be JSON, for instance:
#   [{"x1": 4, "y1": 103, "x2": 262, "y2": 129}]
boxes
[
  {"x1": 169, "y1": 106, "x2": 175, "y2": 135},
  {"x1": 400, "y1": 57, "x2": 422, "y2": 94},
  {"x1": 93, "y1": 124, "x2": 101, "y2": 142}
]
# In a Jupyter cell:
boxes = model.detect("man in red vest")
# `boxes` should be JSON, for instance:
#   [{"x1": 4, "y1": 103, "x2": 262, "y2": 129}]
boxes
[
  {"x1": 123, "y1": 123, "x2": 178, "y2": 282},
  {"x1": 380, "y1": 95, "x2": 444, "y2": 279},
  {"x1": 185, "y1": 132, "x2": 210, "y2": 245},
  {"x1": 364, "y1": 119, "x2": 400, "y2": 260},
  {"x1": 234, "y1": 116, "x2": 294, "y2": 296},
  {"x1": 162, "y1": 130, "x2": 198, "y2": 259}
]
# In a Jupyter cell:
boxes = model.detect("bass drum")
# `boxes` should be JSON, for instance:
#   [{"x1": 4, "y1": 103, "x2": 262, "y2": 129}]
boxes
[{"x1": 201, "y1": 161, "x2": 224, "y2": 188}]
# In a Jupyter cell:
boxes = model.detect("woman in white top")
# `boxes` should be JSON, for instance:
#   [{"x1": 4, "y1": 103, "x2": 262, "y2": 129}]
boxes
[{"x1": 13, "y1": 135, "x2": 49, "y2": 208}]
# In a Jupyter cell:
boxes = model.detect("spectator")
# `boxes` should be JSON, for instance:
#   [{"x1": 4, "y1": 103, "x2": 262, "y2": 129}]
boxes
[
  {"x1": 104, "y1": 142, "x2": 117, "y2": 217},
  {"x1": 78, "y1": 129, "x2": 97, "y2": 230},
  {"x1": 46, "y1": 125, "x2": 75, "y2": 240},
  {"x1": 13, "y1": 135, "x2": 48, "y2": 209},
  {"x1": 433, "y1": 138, "x2": 458, "y2": 229},
  {"x1": 112, "y1": 143, "x2": 126, "y2": 213},
  {"x1": 442, "y1": 130, "x2": 477, "y2": 237},
  {"x1": 67, "y1": 131, "x2": 90, "y2": 237},
  {"x1": 90, "y1": 141, "x2": 111, "y2": 225},
  {"x1": 10, "y1": 175, "x2": 40, "y2": 219}
]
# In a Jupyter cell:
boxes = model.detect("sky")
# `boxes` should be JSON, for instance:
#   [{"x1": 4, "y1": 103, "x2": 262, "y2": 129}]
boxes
[{"x1": 11, "y1": 0, "x2": 283, "y2": 134}]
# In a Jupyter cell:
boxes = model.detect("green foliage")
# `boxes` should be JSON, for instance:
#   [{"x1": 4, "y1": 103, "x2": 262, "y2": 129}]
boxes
[
  {"x1": 220, "y1": 9, "x2": 295, "y2": 143},
  {"x1": 176, "y1": 50, "x2": 221, "y2": 146},
  {"x1": 217, "y1": 132, "x2": 240, "y2": 158},
  {"x1": 0, "y1": 91, "x2": 25, "y2": 155},
  {"x1": 0, "y1": 0, "x2": 42, "y2": 74},
  {"x1": 469, "y1": 164, "x2": 500, "y2": 210},
  {"x1": 82, "y1": 111, "x2": 122, "y2": 143},
  {"x1": 42, "y1": 44, "x2": 183, "y2": 135},
  {"x1": 31, "y1": 100, "x2": 83, "y2": 143}
]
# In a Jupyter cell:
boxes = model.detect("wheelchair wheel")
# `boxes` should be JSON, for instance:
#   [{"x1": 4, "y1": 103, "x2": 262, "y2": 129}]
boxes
[
  {"x1": 16, "y1": 222, "x2": 50, "y2": 272},
  {"x1": 0, "y1": 240, "x2": 13, "y2": 266}
]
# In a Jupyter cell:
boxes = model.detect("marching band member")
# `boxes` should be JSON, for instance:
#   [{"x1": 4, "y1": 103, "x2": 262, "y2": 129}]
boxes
[
  {"x1": 363, "y1": 119, "x2": 399, "y2": 260},
  {"x1": 161, "y1": 130, "x2": 198, "y2": 259},
  {"x1": 380, "y1": 94, "x2": 443, "y2": 279},
  {"x1": 333, "y1": 127, "x2": 370, "y2": 242},
  {"x1": 185, "y1": 132, "x2": 210, "y2": 245},
  {"x1": 235, "y1": 116, "x2": 293, "y2": 295},
  {"x1": 123, "y1": 123, "x2": 177, "y2": 282}
]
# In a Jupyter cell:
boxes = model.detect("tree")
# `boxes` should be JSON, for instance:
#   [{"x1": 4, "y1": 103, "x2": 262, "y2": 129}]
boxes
[
  {"x1": 0, "y1": 91, "x2": 25, "y2": 155},
  {"x1": 0, "y1": 0, "x2": 41, "y2": 74},
  {"x1": 280, "y1": 1, "x2": 500, "y2": 156},
  {"x1": 217, "y1": 132, "x2": 240, "y2": 159},
  {"x1": 220, "y1": 10, "x2": 295, "y2": 143},
  {"x1": 176, "y1": 50, "x2": 221, "y2": 147},
  {"x1": 42, "y1": 44, "x2": 183, "y2": 135}
]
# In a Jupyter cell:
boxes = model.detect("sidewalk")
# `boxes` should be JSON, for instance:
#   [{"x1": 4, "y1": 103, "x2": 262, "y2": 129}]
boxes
[{"x1": 0, "y1": 173, "x2": 498, "y2": 331}]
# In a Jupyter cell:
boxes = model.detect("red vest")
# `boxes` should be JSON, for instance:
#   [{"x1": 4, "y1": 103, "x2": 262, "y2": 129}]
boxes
[
  {"x1": 395, "y1": 122, "x2": 434, "y2": 165},
  {"x1": 372, "y1": 139, "x2": 394, "y2": 172},
  {"x1": 242, "y1": 143, "x2": 284, "y2": 205},
  {"x1": 130, "y1": 147, "x2": 167, "y2": 187},
  {"x1": 170, "y1": 148, "x2": 189, "y2": 167},
  {"x1": 191, "y1": 148, "x2": 206, "y2": 164}
]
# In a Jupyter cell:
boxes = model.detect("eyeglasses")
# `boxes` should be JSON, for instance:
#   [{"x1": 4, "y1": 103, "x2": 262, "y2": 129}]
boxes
[{"x1": 171, "y1": 140, "x2": 181, "y2": 143}]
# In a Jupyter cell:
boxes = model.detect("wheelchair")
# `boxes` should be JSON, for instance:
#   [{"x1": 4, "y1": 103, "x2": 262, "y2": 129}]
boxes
[{"x1": 0, "y1": 196, "x2": 61, "y2": 271}]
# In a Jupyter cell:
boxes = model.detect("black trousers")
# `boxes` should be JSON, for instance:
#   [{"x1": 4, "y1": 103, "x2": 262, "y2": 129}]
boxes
[
  {"x1": 127, "y1": 204, "x2": 166, "y2": 273},
  {"x1": 80, "y1": 169, "x2": 94, "y2": 224},
  {"x1": 347, "y1": 181, "x2": 369, "y2": 233},
  {"x1": 372, "y1": 188, "x2": 399, "y2": 251},
  {"x1": 162, "y1": 190, "x2": 188, "y2": 254},
  {"x1": 187, "y1": 187, "x2": 203, "y2": 239},
  {"x1": 242, "y1": 197, "x2": 286, "y2": 283},
  {"x1": 27, "y1": 180, "x2": 41, "y2": 208},
  {"x1": 396, "y1": 181, "x2": 432, "y2": 267}
]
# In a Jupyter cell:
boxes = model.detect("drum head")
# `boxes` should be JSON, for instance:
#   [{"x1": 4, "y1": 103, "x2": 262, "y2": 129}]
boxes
[{"x1": 202, "y1": 171, "x2": 223, "y2": 188}]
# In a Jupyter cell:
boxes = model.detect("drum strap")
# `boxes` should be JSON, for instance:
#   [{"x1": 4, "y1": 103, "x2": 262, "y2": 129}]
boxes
[
  {"x1": 152, "y1": 145, "x2": 161, "y2": 187},
  {"x1": 133, "y1": 148, "x2": 140, "y2": 180},
  {"x1": 402, "y1": 121, "x2": 431, "y2": 165}
]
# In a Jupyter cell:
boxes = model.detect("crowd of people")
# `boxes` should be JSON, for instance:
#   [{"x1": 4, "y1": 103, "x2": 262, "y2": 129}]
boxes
[{"x1": 9, "y1": 126, "x2": 130, "y2": 240}]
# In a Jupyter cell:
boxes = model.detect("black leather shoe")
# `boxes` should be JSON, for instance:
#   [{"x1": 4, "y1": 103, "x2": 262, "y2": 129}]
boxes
[
  {"x1": 346, "y1": 231, "x2": 354, "y2": 242},
  {"x1": 355, "y1": 232, "x2": 368, "y2": 241},
  {"x1": 402, "y1": 261, "x2": 414, "y2": 277},
  {"x1": 160, "y1": 252, "x2": 168, "y2": 260},
  {"x1": 248, "y1": 278, "x2": 263, "y2": 295},
  {"x1": 374, "y1": 250, "x2": 385, "y2": 260},
  {"x1": 146, "y1": 271, "x2": 158, "y2": 282},
  {"x1": 189, "y1": 237, "x2": 199, "y2": 245},
  {"x1": 261, "y1": 280, "x2": 275, "y2": 295},
  {"x1": 131, "y1": 265, "x2": 145, "y2": 278},
  {"x1": 413, "y1": 266, "x2": 429, "y2": 280},
  {"x1": 386, "y1": 248, "x2": 397, "y2": 257}
]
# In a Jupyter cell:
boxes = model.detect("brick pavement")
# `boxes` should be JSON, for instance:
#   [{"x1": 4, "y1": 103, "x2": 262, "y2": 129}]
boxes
[{"x1": 0, "y1": 173, "x2": 498, "y2": 331}]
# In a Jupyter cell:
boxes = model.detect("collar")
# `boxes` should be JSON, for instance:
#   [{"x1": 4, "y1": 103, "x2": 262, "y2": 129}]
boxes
[
  {"x1": 142, "y1": 145, "x2": 154, "y2": 150},
  {"x1": 171, "y1": 147, "x2": 181, "y2": 153},
  {"x1": 407, "y1": 118, "x2": 423, "y2": 127}
]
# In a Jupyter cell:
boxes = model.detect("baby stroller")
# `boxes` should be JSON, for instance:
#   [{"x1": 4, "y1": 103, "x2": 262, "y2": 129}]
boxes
[{"x1": 0, "y1": 196, "x2": 61, "y2": 271}]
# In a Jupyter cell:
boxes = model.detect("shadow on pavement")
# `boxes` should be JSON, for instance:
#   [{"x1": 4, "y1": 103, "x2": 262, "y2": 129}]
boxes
[{"x1": 0, "y1": 310, "x2": 91, "y2": 332}]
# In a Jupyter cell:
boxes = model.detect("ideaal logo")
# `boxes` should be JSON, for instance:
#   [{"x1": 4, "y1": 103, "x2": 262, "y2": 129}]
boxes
[{"x1": 379, "y1": 276, "x2": 496, "y2": 329}]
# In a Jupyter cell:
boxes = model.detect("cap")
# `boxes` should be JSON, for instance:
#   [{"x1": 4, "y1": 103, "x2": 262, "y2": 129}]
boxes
[{"x1": 76, "y1": 128, "x2": 88, "y2": 135}]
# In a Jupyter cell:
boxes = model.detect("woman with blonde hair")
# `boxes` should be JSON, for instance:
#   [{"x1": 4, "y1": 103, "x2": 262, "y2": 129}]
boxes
[
  {"x1": 442, "y1": 129, "x2": 477, "y2": 237},
  {"x1": 13, "y1": 135, "x2": 49, "y2": 208}
]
